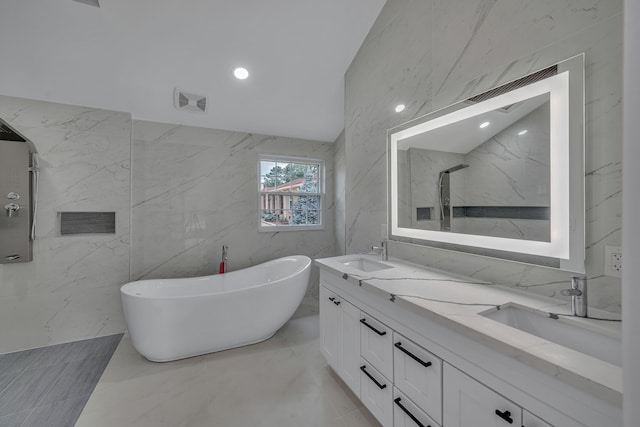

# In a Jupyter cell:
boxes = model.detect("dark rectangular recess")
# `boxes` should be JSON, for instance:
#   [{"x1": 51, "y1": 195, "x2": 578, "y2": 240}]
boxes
[
  {"x1": 60, "y1": 212, "x2": 115, "y2": 235},
  {"x1": 416, "y1": 207, "x2": 432, "y2": 221},
  {"x1": 0, "y1": 123, "x2": 26, "y2": 142},
  {"x1": 454, "y1": 206, "x2": 549, "y2": 220},
  {"x1": 452, "y1": 207, "x2": 466, "y2": 218}
]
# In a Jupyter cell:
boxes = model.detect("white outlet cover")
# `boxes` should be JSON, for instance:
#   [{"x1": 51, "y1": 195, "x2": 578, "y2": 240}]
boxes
[{"x1": 604, "y1": 245, "x2": 622, "y2": 278}]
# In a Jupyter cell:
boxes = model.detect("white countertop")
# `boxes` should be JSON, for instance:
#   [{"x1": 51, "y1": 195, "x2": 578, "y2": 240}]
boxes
[{"x1": 315, "y1": 254, "x2": 622, "y2": 407}]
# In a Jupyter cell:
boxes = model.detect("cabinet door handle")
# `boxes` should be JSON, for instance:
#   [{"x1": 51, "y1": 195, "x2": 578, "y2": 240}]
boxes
[
  {"x1": 495, "y1": 409, "x2": 513, "y2": 424},
  {"x1": 360, "y1": 318, "x2": 387, "y2": 336},
  {"x1": 360, "y1": 365, "x2": 387, "y2": 389},
  {"x1": 333, "y1": 300, "x2": 341, "y2": 305},
  {"x1": 328, "y1": 297, "x2": 335, "y2": 301},
  {"x1": 394, "y1": 342, "x2": 432, "y2": 368},
  {"x1": 394, "y1": 397, "x2": 430, "y2": 427}
]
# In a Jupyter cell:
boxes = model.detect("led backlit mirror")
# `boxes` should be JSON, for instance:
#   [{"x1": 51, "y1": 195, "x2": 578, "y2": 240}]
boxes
[{"x1": 388, "y1": 55, "x2": 584, "y2": 272}]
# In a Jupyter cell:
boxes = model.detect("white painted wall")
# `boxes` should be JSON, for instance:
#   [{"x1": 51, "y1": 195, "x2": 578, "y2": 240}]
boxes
[
  {"x1": 623, "y1": 0, "x2": 640, "y2": 424},
  {"x1": 0, "y1": 0, "x2": 385, "y2": 142}
]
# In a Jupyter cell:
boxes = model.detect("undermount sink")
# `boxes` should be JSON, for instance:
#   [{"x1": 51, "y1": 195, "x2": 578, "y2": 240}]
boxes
[
  {"x1": 340, "y1": 257, "x2": 393, "y2": 273},
  {"x1": 481, "y1": 304, "x2": 621, "y2": 366}
]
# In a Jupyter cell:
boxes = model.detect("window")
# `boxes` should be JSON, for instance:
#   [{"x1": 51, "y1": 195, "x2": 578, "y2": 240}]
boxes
[{"x1": 259, "y1": 156, "x2": 324, "y2": 231}]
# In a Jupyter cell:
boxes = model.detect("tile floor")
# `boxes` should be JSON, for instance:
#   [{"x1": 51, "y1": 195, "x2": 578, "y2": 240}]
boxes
[
  {"x1": 75, "y1": 299, "x2": 380, "y2": 427},
  {"x1": 0, "y1": 334, "x2": 123, "y2": 427}
]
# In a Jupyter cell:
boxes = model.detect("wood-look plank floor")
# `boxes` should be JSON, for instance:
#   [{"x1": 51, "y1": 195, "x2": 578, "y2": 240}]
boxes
[{"x1": 0, "y1": 334, "x2": 122, "y2": 427}]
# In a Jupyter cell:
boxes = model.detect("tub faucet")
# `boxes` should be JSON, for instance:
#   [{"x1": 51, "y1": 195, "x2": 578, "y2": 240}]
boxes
[
  {"x1": 371, "y1": 240, "x2": 387, "y2": 261},
  {"x1": 219, "y1": 245, "x2": 228, "y2": 274},
  {"x1": 560, "y1": 276, "x2": 588, "y2": 317}
]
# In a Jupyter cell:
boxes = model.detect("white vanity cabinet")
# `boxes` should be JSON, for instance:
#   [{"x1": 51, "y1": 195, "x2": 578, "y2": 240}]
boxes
[
  {"x1": 523, "y1": 411, "x2": 553, "y2": 427},
  {"x1": 360, "y1": 312, "x2": 393, "y2": 379},
  {"x1": 393, "y1": 333, "x2": 442, "y2": 425},
  {"x1": 319, "y1": 286, "x2": 339, "y2": 368},
  {"x1": 360, "y1": 358, "x2": 393, "y2": 427},
  {"x1": 443, "y1": 364, "x2": 522, "y2": 427},
  {"x1": 393, "y1": 388, "x2": 439, "y2": 427},
  {"x1": 318, "y1": 265, "x2": 613, "y2": 427},
  {"x1": 319, "y1": 286, "x2": 361, "y2": 395}
]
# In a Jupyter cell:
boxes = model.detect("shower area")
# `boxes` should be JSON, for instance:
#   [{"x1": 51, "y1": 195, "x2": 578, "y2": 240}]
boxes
[
  {"x1": 438, "y1": 164, "x2": 468, "y2": 231},
  {"x1": 0, "y1": 95, "x2": 132, "y2": 355},
  {"x1": 396, "y1": 98, "x2": 551, "y2": 243},
  {"x1": 0, "y1": 119, "x2": 38, "y2": 263}
]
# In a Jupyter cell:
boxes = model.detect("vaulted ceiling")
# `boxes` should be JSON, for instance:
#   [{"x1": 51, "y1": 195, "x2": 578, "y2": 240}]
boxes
[{"x1": 0, "y1": 0, "x2": 385, "y2": 141}]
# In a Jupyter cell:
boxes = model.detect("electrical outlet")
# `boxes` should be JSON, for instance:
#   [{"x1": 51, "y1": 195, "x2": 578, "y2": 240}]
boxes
[{"x1": 604, "y1": 245, "x2": 622, "y2": 277}]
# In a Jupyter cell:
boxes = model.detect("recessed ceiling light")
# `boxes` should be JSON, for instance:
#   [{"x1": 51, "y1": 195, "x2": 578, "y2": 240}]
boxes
[
  {"x1": 233, "y1": 67, "x2": 249, "y2": 80},
  {"x1": 518, "y1": 129, "x2": 528, "y2": 136},
  {"x1": 395, "y1": 104, "x2": 406, "y2": 113},
  {"x1": 479, "y1": 121, "x2": 490, "y2": 129}
]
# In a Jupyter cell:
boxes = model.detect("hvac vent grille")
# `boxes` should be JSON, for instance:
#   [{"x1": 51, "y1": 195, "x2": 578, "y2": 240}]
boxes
[
  {"x1": 467, "y1": 65, "x2": 558, "y2": 104},
  {"x1": 0, "y1": 118, "x2": 29, "y2": 142},
  {"x1": 0, "y1": 122, "x2": 26, "y2": 142},
  {"x1": 174, "y1": 89, "x2": 208, "y2": 113}
]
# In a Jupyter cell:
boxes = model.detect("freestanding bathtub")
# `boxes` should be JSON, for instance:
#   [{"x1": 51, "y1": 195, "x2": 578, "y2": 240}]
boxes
[{"x1": 120, "y1": 255, "x2": 311, "y2": 362}]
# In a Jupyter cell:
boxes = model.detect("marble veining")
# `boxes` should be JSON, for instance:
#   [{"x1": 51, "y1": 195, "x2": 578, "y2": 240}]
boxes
[
  {"x1": 131, "y1": 120, "x2": 337, "y2": 299},
  {"x1": 343, "y1": 0, "x2": 622, "y2": 312},
  {"x1": 0, "y1": 96, "x2": 130, "y2": 353},
  {"x1": 316, "y1": 255, "x2": 622, "y2": 408}
]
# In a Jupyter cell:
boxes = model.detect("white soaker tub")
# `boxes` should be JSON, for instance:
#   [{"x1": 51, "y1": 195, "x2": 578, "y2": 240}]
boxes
[{"x1": 121, "y1": 255, "x2": 312, "y2": 362}]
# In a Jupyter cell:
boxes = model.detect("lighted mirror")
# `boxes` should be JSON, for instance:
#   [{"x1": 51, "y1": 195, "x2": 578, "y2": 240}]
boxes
[{"x1": 388, "y1": 54, "x2": 584, "y2": 272}]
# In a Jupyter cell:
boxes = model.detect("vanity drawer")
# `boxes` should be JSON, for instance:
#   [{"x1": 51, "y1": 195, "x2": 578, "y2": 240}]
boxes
[
  {"x1": 360, "y1": 359, "x2": 393, "y2": 427},
  {"x1": 394, "y1": 388, "x2": 440, "y2": 427},
  {"x1": 393, "y1": 333, "x2": 442, "y2": 424},
  {"x1": 360, "y1": 312, "x2": 393, "y2": 379},
  {"x1": 523, "y1": 410, "x2": 553, "y2": 427}
]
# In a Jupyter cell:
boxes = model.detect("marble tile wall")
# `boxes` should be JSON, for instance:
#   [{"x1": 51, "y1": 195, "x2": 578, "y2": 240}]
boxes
[
  {"x1": 334, "y1": 131, "x2": 346, "y2": 255},
  {"x1": 404, "y1": 148, "x2": 465, "y2": 229},
  {"x1": 0, "y1": 95, "x2": 131, "y2": 353},
  {"x1": 461, "y1": 103, "x2": 550, "y2": 208},
  {"x1": 344, "y1": 0, "x2": 623, "y2": 312},
  {"x1": 131, "y1": 120, "x2": 336, "y2": 298},
  {"x1": 403, "y1": 103, "x2": 551, "y2": 240}
]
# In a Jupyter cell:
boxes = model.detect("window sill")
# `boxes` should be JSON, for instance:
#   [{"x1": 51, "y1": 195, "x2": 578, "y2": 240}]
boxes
[{"x1": 258, "y1": 224, "x2": 326, "y2": 232}]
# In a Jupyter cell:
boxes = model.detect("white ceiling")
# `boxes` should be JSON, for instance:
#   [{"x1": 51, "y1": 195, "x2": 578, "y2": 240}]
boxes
[{"x1": 0, "y1": 0, "x2": 385, "y2": 142}]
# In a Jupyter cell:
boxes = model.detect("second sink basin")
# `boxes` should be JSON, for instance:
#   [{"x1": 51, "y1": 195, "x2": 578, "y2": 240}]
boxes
[
  {"x1": 481, "y1": 304, "x2": 621, "y2": 366},
  {"x1": 340, "y1": 257, "x2": 393, "y2": 273}
]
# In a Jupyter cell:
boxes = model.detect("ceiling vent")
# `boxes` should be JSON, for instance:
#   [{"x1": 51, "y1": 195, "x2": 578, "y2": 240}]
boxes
[
  {"x1": 174, "y1": 89, "x2": 208, "y2": 114},
  {"x1": 467, "y1": 65, "x2": 558, "y2": 104},
  {"x1": 72, "y1": 0, "x2": 100, "y2": 7}
]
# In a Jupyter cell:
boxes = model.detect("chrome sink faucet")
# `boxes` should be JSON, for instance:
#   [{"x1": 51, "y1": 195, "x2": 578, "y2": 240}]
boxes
[
  {"x1": 371, "y1": 240, "x2": 387, "y2": 261},
  {"x1": 560, "y1": 276, "x2": 588, "y2": 317}
]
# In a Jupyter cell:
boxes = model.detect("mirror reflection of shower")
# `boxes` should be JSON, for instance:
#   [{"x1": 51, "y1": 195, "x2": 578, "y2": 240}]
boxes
[{"x1": 438, "y1": 164, "x2": 468, "y2": 231}]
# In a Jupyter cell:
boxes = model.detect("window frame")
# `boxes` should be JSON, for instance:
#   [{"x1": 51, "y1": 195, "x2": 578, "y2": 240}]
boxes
[{"x1": 258, "y1": 154, "x2": 326, "y2": 232}]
